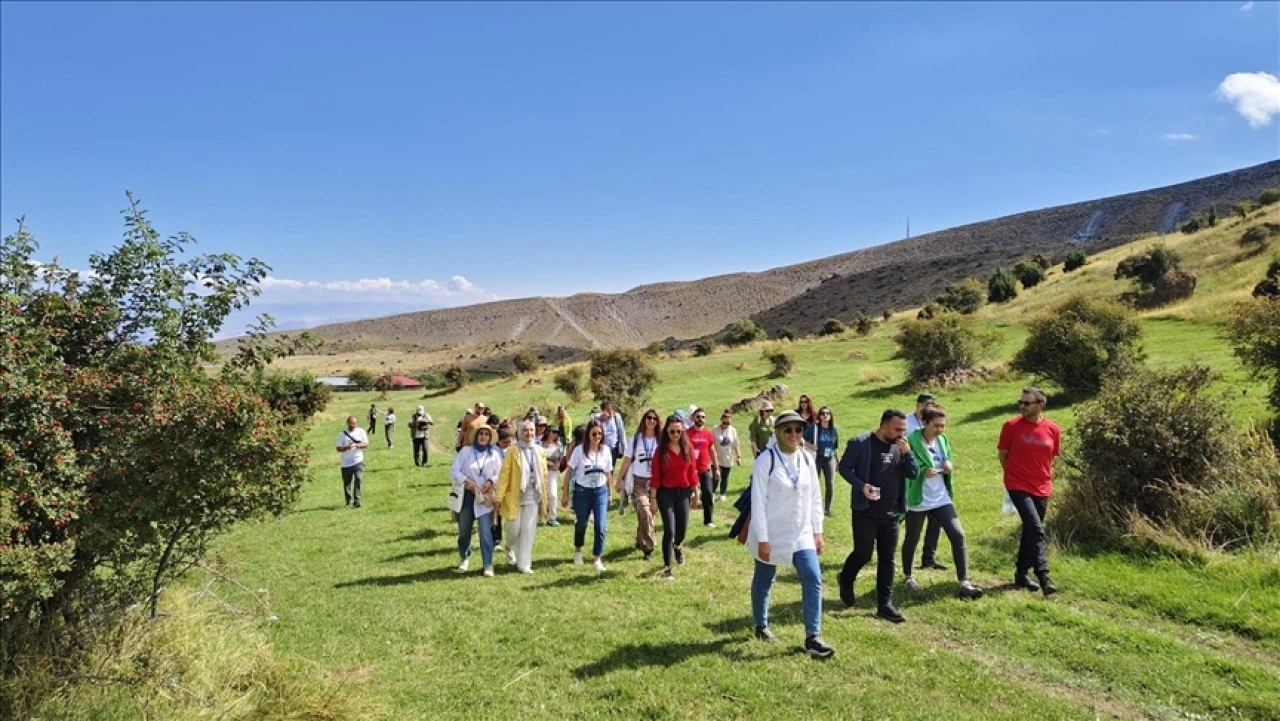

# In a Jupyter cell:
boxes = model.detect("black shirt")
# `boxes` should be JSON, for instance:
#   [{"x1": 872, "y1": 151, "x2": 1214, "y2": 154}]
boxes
[{"x1": 864, "y1": 435, "x2": 903, "y2": 519}]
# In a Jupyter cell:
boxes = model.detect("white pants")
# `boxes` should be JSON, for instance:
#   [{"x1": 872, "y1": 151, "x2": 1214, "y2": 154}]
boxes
[
  {"x1": 509, "y1": 503, "x2": 540, "y2": 572},
  {"x1": 547, "y1": 472, "x2": 560, "y2": 520}
]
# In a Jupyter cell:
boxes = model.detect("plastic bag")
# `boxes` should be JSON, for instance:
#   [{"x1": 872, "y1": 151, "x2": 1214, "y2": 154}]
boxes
[{"x1": 1001, "y1": 492, "x2": 1016, "y2": 516}]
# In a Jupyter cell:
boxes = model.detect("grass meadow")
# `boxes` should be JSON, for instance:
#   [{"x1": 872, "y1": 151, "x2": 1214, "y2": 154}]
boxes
[{"x1": 44, "y1": 207, "x2": 1280, "y2": 720}]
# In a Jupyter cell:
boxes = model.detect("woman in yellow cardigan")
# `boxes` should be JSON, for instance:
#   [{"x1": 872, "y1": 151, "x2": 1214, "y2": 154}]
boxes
[{"x1": 496, "y1": 420, "x2": 550, "y2": 574}]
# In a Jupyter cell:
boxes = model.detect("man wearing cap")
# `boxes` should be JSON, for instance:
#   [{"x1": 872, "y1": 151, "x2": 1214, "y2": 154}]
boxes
[
  {"x1": 905, "y1": 393, "x2": 946, "y2": 572},
  {"x1": 748, "y1": 401, "x2": 776, "y2": 457},
  {"x1": 410, "y1": 405, "x2": 434, "y2": 467}
]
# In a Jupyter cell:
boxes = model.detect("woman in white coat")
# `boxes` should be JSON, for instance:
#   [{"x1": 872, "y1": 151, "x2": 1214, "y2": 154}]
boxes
[
  {"x1": 747, "y1": 411, "x2": 834, "y2": 659},
  {"x1": 449, "y1": 425, "x2": 502, "y2": 576}
]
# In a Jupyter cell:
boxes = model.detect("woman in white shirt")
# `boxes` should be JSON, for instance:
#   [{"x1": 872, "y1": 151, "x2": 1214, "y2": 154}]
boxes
[
  {"x1": 540, "y1": 421, "x2": 565, "y2": 527},
  {"x1": 711, "y1": 410, "x2": 742, "y2": 502},
  {"x1": 616, "y1": 409, "x2": 661, "y2": 561},
  {"x1": 746, "y1": 411, "x2": 834, "y2": 659},
  {"x1": 563, "y1": 419, "x2": 614, "y2": 573},
  {"x1": 383, "y1": 407, "x2": 397, "y2": 449},
  {"x1": 449, "y1": 425, "x2": 503, "y2": 576},
  {"x1": 496, "y1": 420, "x2": 548, "y2": 574}
]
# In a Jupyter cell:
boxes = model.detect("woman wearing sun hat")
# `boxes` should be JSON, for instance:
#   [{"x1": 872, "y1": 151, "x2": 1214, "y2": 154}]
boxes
[{"x1": 449, "y1": 424, "x2": 502, "y2": 576}]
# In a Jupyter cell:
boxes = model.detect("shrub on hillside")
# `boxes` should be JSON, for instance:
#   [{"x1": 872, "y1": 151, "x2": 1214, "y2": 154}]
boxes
[
  {"x1": 763, "y1": 348, "x2": 794, "y2": 378},
  {"x1": 1227, "y1": 295, "x2": 1280, "y2": 428},
  {"x1": 1180, "y1": 217, "x2": 1204, "y2": 234},
  {"x1": 256, "y1": 371, "x2": 332, "y2": 424},
  {"x1": 776, "y1": 327, "x2": 797, "y2": 341},
  {"x1": 347, "y1": 368, "x2": 376, "y2": 391},
  {"x1": 1055, "y1": 364, "x2": 1280, "y2": 551},
  {"x1": 916, "y1": 302, "x2": 940, "y2": 320},
  {"x1": 1031, "y1": 253, "x2": 1052, "y2": 270},
  {"x1": 1240, "y1": 224, "x2": 1280, "y2": 251},
  {"x1": 1259, "y1": 188, "x2": 1280, "y2": 207},
  {"x1": 589, "y1": 348, "x2": 657, "y2": 418},
  {"x1": 1013, "y1": 259, "x2": 1046, "y2": 288},
  {"x1": 819, "y1": 318, "x2": 846, "y2": 336},
  {"x1": 722, "y1": 319, "x2": 766, "y2": 346},
  {"x1": 1011, "y1": 295, "x2": 1144, "y2": 396},
  {"x1": 1115, "y1": 244, "x2": 1181, "y2": 296},
  {"x1": 987, "y1": 267, "x2": 1019, "y2": 303},
  {"x1": 893, "y1": 313, "x2": 998, "y2": 384},
  {"x1": 512, "y1": 351, "x2": 540, "y2": 373},
  {"x1": 882, "y1": 309, "x2": 893, "y2": 321},
  {"x1": 1233, "y1": 201, "x2": 1255, "y2": 219},
  {"x1": 693, "y1": 339, "x2": 715, "y2": 356},
  {"x1": 853, "y1": 313, "x2": 875, "y2": 336},
  {"x1": 1063, "y1": 250, "x2": 1088, "y2": 272},
  {"x1": 935, "y1": 278, "x2": 985, "y2": 315},
  {"x1": 444, "y1": 364, "x2": 469, "y2": 390},
  {"x1": 1251, "y1": 260, "x2": 1280, "y2": 299},
  {"x1": 553, "y1": 367, "x2": 585, "y2": 402}
]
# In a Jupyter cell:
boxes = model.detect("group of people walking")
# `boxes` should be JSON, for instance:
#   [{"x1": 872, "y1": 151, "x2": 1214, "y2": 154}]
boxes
[{"x1": 339, "y1": 386, "x2": 1062, "y2": 661}]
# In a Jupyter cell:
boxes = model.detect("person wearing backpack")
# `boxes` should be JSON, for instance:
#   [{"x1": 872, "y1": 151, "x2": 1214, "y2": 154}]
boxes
[
  {"x1": 746, "y1": 411, "x2": 833, "y2": 659},
  {"x1": 616, "y1": 409, "x2": 661, "y2": 560}
]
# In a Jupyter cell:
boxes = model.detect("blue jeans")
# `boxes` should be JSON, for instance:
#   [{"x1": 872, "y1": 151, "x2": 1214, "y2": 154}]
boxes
[
  {"x1": 752, "y1": 548, "x2": 823, "y2": 637},
  {"x1": 457, "y1": 491, "x2": 495, "y2": 567},
  {"x1": 572, "y1": 484, "x2": 609, "y2": 557}
]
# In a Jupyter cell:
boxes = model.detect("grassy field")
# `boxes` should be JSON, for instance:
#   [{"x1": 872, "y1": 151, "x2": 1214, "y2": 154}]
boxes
[{"x1": 160, "y1": 210, "x2": 1280, "y2": 721}]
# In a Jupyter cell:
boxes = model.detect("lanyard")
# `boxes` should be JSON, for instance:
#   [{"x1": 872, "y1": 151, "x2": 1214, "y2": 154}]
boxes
[{"x1": 772, "y1": 448, "x2": 800, "y2": 489}]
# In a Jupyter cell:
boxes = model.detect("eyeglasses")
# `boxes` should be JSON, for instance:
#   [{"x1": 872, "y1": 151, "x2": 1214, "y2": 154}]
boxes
[
  {"x1": 1018, "y1": 400, "x2": 1042, "y2": 407},
  {"x1": 781, "y1": 426, "x2": 804, "y2": 435},
  {"x1": 668, "y1": 429, "x2": 684, "y2": 436},
  {"x1": 589, "y1": 431, "x2": 603, "y2": 437}
]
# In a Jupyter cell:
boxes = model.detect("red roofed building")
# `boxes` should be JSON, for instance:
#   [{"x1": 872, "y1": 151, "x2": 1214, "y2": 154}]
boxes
[{"x1": 390, "y1": 373, "x2": 422, "y2": 390}]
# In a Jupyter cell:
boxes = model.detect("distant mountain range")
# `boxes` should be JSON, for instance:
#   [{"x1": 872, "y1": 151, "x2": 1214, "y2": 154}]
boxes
[{"x1": 224, "y1": 159, "x2": 1280, "y2": 373}]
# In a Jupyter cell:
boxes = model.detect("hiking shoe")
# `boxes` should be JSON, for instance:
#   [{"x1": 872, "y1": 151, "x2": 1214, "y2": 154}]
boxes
[
  {"x1": 573, "y1": 552, "x2": 584, "y2": 565},
  {"x1": 804, "y1": 635, "x2": 835, "y2": 659},
  {"x1": 921, "y1": 560, "x2": 948, "y2": 571},
  {"x1": 547, "y1": 518, "x2": 560, "y2": 527},
  {"x1": 754, "y1": 626, "x2": 778, "y2": 643},
  {"x1": 719, "y1": 494, "x2": 727, "y2": 502},
  {"x1": 458, "y1": 558, "x2": 470, "y2": 572},
  {"x1": 704, "y1": 522, "x2": 717, "y2": 529},
  {"x1": 876, "y1": 604, "x2": 906, "y2": 624},
  {"x1": 505, "y1": 549, "x2": 516, "y2": 566},
  {"x1": 837, "y1": 572, "x2": 855, "y2": 608},
  {"x1": 957, "y1": 583, "x2": 984, "y2": 600},
  {"x1": 674, "y1": 548, "x2": 685, "y2": 566},
  {"x1": 520, "y1": 567, "x2": 534, "y2": 575},
  {"x1": 1014, "y1": 573, "x2": 1040, "y2": 592},
  {"x1": 482, "y1": 566, "x2": 494, "y2": 577},
  {"x1": 1037, "y1": 573, "x2": 1058, "y2": 597},
  {"x1": 662, "y1": 567, "x2": 675, "y2": 581},
  {"x1": 593, "y1": 558, "x2": 607, "y2": 574}
]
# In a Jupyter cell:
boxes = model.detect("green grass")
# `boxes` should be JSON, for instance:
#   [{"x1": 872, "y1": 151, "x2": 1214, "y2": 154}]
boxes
[{"x1": 122, "y1": 208, "x2": 1280, "y2": 720}]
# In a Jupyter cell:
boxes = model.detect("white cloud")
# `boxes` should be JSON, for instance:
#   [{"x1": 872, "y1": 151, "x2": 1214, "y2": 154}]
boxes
[
  {"x1": 1095, "y1": 128, "x2": 1112, "y2": 135},
  {"x1": 1240, "y1": 1, "x2": 1254, "y2": 11},
  {"x1": 1162, "y1": 133, "x2": 1198, "y2": 141},
  {"x1": 1217, "y1": 71, "x2": 1280, "y2": 128},
  {"x1": 257, "y1": 274, "x2": 491, "y2": 299}
]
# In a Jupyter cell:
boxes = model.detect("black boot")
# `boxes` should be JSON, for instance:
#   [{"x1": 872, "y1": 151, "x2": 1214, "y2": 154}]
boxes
[
  {"x1": 1037, "y1": 571, "x2": 1058, "y2": 596},
  {"x1": 1014, "y1": 571, "x2": 1040, "y2": 592}
]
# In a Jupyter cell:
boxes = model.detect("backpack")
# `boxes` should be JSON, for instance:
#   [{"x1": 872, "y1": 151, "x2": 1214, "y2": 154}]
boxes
[{"x1": 728, "y1": 447, "x2": 812, "y2": 543}]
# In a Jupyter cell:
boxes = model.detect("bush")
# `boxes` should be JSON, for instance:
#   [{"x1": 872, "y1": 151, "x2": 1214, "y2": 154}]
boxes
[
  {"x1": 589, "y1": 349, "x2": 657, "y2": 419},
  {"x1": 935, "y1": 278, "x2": 985, "y2": 314},
  {"x1": 882, "y1": 309, "x2": 893, "y2": 321},
  {"x1": 1031, "y1": 253, "x2": 1052, "y2": 270},
  {"x1": 347, "y1": 368, "x2": 376, "y2": 391},
  {"x1": 1063, "y1": 250, "x2": 1088, "y2": 272},
  {"x1": 819, "y1": 318, "x2": 846, "y2": 336},
  {"x1": 692, "y1": 339, "x2": 715, "y2": 356},
  {"x1": 1011, "y1": 295, "x2": 1144, "y2": 396},
  {"x1": 444, "y1": 365, "x2": 469, "y2": 390},
  {"x1": 987, "y1": 267, "x2": 1018, "y2": 303},
  {"x1": 1054, "y1": 364, "x2": 1280, "y2": 551},
  {"x1": 374, "y1": 372, "x2": 404, "y2": 395},
  {"x1": 0, "y1": 201, "x2": 311, "y2": 679},
  {"x1": 1115, "y1": 244, "x2": 1181, "y2": 291},
  {"x1": 722, "y1": 319, "x2": 766, "y2": 346},
  {"x1": 512, "y1": 351, "x2": 540, "y2": 373},
  {"x1": 893, "y1": 313, "x2": 998, "y2": 384},
  {"x1": 1259, "y1": 188, "x2": 1280, "y2": 207},
  {"x1": 552, "y1": 367, "x2": 585, "y2": 402},
  {"x1": 1241, "y1": 226, "x2": 1269, "y2": 248},
  {"x1": 916, "y1": 302, "x2": 940, "y2": 320},
  {"x1": 1180, "y1": 217, "x2": 1203, "y2": 234},
  {"x1": 1252, "y1": 260, "x2": 1280, "y2": 299},
  {"x1": 1233, "y1": 201, "x2": 1255, "y2": 219},
  {"x1": 1013, "y1": 259, "x2": 1046, "y2": 289},
  {"x1": 1227, "y1": 296, "x2": 1280, "y2": 411},
  {"x1": 853, "y1": 313, "x2": 875, "y2": 336},
  {"x1": 776, "y1": 327, "x2": 797, "y2": 341},
  {"x1": 256, "y1": 371, "x2": 332, "y2": 424},
  {"x1": 763, "y1": 348, "x2": 794, "y2": 378}
]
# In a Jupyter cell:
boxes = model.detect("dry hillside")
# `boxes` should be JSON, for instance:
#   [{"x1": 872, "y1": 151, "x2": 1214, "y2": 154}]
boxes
[{"x1": 237, "y1": 159, "x2": 1280, "y2": 373}]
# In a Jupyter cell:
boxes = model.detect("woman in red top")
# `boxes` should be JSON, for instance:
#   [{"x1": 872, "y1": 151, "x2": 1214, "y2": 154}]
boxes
[{"x1": 649, "y1": 415, "x2": 700, "y2": 580}]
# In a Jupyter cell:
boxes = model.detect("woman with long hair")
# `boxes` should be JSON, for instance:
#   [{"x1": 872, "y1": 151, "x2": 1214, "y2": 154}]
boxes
[
  {"x1": 804, "y1": 406, "x2": 841, "y2": 517},
  {"x1": 564, "y1": 419, "x2": 613, "y2": 573},
  {"x1": 448, "y1": 425, "x2": 502, "y2": 576},
  {"x1": 496, "y1": 420, "x2": 549, "y2": 574},
  {"x1": 540, "y1": 422, "x2": 565, "y2": 527},
  {"x1": 649, "y1": 414, "x2": 699, "y2": 580},
  {"x1": 795, "y1": 395, "x2": 818, "y2": 425},
  {"x1": 616, "y1": 409, "x2": 661, "y2": 560}
]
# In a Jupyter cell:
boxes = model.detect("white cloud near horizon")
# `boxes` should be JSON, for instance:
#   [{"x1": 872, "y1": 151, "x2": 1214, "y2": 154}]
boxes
[
  {"x1": 257, "y1": 274, "x2": 491, "y2": 299},
  {"x1": 1217, "y1": 71, "x2": 1280, "y2": 128},
  {"x1": 1162, "y1": 133, "x2": 1198, "y2": 141}
]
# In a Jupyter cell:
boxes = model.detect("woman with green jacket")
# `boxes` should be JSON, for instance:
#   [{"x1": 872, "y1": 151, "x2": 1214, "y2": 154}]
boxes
[{"x1": 902, "y1": 408, "x2": 983, "y2": 600}]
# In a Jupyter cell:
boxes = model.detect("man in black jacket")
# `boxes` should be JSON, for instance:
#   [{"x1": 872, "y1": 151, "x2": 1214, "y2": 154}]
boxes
[{"x1": 836, "y1": 409, "x2": 920, "y2": 623}]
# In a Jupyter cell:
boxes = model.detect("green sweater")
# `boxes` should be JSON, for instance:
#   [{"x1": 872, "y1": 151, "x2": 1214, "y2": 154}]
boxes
[{"x1": 905, "y1": 429, "x2": 954, "y2": 507}]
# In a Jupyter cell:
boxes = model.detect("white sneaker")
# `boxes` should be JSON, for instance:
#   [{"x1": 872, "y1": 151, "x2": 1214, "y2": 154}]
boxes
[
  {"x1": 573, "y1": 552, "x2": 584, "y2": 565},
  {"x1": 458, "y1": 558, "x2": 470, "y2": 572},
  {"x1": 704, "y1": 522, "x2": 717, "y2": 529},
  {"x1": 520, "y1": 567, "x2": 534, "y2": 575},
  {"x1": 719, "y1": 494, "x2": 727, "y2": 502},
  {"x1": 506, "y1": 549, "x2": 516, "y2": 565},
  {"x1": 593, "y1": 558, "x2": 607, "y2": 574},
  {"x1": 483, "y1": 566, "x2": 494, "y2": 577}
]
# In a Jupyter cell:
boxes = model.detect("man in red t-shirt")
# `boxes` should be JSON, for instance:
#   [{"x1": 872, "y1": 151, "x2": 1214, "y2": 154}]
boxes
[
  {"x1": 997, "y1": 387, "x2": 1061, "y2": 596},
  {"x1": 687, "y1": 408, "x2": 720, "y2": 529}
]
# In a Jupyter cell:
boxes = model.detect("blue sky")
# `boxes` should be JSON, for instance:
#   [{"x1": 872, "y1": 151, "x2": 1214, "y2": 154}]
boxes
[{"x1": 2, "y1": 2, "x2": 1278, "y2": 334}]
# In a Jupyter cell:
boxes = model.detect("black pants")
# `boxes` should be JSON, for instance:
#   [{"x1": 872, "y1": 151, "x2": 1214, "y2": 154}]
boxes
[
  {"x1": 656, "y1": 487, "x2": 691, "y2": 568},
  {"x1": 698, "y1": 470, "x2": 715, "y2": 524},
  {"x1": 368, "y1": 418, "x2": 376, "y2": 433},
  {"x1": 1008, "y1": 491, "x2": 1050, "y2": 575},
  {"x1": 841, "y1": 512, "x2": 899, "y2": 607},
  {"x1": 717, "y1": 466, "x2": 732, "y2": 496},
  {"x1": 413, "y1": 437, "x2": 429, "y2": 466},
  {"x1": 816, "y1": 456, "x2": 835, "y2": 514},
  {"x1": 902, "y1": 504, "x2": 968, "y2": 581},
  {"x1": 920, "y1": 516, "x2": 942, "y2": 566}
]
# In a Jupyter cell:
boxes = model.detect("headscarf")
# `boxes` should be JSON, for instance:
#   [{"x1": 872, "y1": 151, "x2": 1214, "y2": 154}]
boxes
[
  {"x1": 516, "y1": 420, "x2": 542, "y2": 490},
  {"x1": 471, "y1": 425, "x2": 494, "y2": 453}
]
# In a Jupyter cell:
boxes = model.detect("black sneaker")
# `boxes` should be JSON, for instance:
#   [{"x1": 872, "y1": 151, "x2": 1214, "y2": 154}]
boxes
[
  {"x1": 1014, "y1": 573, "x2": 1040, "y2": 592},
  {"x1": 642, "y1": 552, "x2": 652, "y2": 561},
  {"x1": 754, "y1": 626, "x2": 778, "y2": 643},
  {"x1": 1037, "y1": 573, "x2": 1058, "y2": 597},
  {"x1": 674, "y1": 548, "x2": 685, "y2": 566},
  {"x1": 662, "y1": 567, "x2": 675, "y2": 581},
  {"x1": 921, "y1": 560, "x2": 948, "y2": 571},
  {"x1": 876, "y1": 604, "x2": 906, "y2": 624},
  {"x1": 956, "y1": 584, "x2": 984, "y2": 600},
  {"x1": 804, "y1": 635, "x2": 835, "y2": 659},
  {"x1": 837, "y1": 572, "x2": 856, "y2": 608}
]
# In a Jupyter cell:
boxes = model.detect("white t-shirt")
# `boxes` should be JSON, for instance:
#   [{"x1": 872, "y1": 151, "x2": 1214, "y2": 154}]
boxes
[
  {"x1": 623, "y1": 433, "x2": 658, "y2": 477},
  {"x1": 567, "y1": 445, "x2": 613, "y2": 489},
  {"x1": 711, "y1": 424, "x2": 739, "y2": 467},
  {"x1": 336, "y1": 427, "x2": 368, "y2": 468},
  {"x1": 910, "y1": 437, "x2": 950, "y2": 512},
  {"x1": 906, "y1": 412, "x2": 924, "y2": 434},
  {"x1": 385, "y1": 412, "x2": 397, "y2": 427}
]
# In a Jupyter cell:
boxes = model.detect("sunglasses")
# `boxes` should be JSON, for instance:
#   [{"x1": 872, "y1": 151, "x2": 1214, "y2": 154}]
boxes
[
  {"x1": 590, "y1": 431, "x2": 604, "y2": 437},
  {"x1": 819, "y1": 411, "x2": 831, "y2": 416},
  {"x1": 781, "y1": 426, "x2": 805, "y2": 435},
  {"x1": 1018, "y1": 400, "x2": 1042, "y2": 407},
  {"x1": 668, "y1": 429, "x2": 684, "y2": 435},
  {"x1": 645, "y1": 416, "x2": 659, "y2": 422}
]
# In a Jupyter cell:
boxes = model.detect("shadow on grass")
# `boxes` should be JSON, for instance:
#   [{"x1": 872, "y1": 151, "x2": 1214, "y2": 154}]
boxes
[
  {"x1": 848, "y1": 380, "x2": 914, "y2": 405},
  {"x1": 392, "y1": 527, "x2": 449, "y2": 543},
  {"x1": 573, "y1": 638, "x2": 748, "y2": 678},
  {"x1": 383, "y1": 547, "x2": 457, "y2": 562},
  {"x1": 289, "y1": 504, "x2": 348, "y2": 515},
  {"x1": 334, "y1": 566, "x2": 464, "y2": 588}
]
